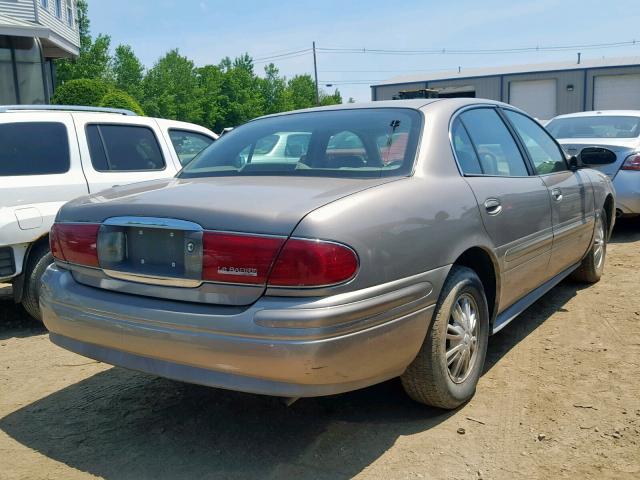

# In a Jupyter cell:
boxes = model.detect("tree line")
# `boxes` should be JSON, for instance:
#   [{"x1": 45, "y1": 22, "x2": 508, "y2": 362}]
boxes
[{"x1": 53, "y1": 1, "x2": 345, "y2": 133}]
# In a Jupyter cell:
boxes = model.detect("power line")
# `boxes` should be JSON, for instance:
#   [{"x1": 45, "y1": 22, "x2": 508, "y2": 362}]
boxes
[
  {"x1": 251, "y1": 46, "x2": 309, "y2": 58},
  {"x1": 253, "y1": 48, "x2": 312, "y2": 62},
  {"x1": 253, "y1": 50, "x2": 311, "y2": 64},
  {"x1": 317, "y1": 39, "x2": 639, "y2": 56}
]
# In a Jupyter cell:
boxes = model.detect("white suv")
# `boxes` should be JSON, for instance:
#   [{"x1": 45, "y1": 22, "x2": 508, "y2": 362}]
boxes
[{"x1": 0, "y1": 105, "x2": 217, "y2": 320}]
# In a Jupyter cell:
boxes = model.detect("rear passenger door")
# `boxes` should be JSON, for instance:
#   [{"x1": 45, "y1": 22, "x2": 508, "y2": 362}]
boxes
[
  {"x1": 73, "y1": 114, "x2": 182, "y2": 193},
  {"x1": 502, "y1": 109, "x2": 594, "y2": 276},
  {"x1": 451, "y1": 107, "x2": 553, "y2": 312}
]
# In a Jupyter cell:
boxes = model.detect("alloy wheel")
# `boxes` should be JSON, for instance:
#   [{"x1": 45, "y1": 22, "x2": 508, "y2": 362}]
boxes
[
  {"x1": 593, "y1": 215, "x2": 605, "y2": 270},
  {"x1": 446, "y1": 293, "x2": 480, "y2": 383}
]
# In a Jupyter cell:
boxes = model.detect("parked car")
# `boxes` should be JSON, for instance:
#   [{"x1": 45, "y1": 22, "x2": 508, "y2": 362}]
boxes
[
  {"x1": 0, "y1": 105, "x2": 217, "y2": 320},
  {"x1": 546, "y1": 110, "x2": 640, "y2": 217},
  {"x1": 41, "y1": 99, "x2": 615, "y2": 409}
]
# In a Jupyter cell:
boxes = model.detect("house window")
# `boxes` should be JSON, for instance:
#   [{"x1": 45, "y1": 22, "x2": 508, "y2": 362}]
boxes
[
  {"x1": 40, "y1": 0, "x2": 49, "y2": 8},
  {"x1": 55, "y1": 0, "x2": 62, "y2": 18},
  {"x1": 66, "y1": 1, "x2": 73, "y2": 27}
]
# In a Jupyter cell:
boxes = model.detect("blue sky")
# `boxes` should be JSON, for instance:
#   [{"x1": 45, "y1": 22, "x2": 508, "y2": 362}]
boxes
[{"x1": 91, "y1": 0, "x2": 640, "y2": 102}]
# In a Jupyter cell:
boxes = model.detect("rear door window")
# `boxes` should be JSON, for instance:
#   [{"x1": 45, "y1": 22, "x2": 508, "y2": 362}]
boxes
[
  {"x1": 168, "y1": 129, "x2": 214, "y2": 166},
  {"x1": 451, "y1": 118, "x2": 483, "y2": 174},
  {"x1": 503, "y1": 110, "x2": 568, "y2": 174},
  {"x1": 86, "y1": 124, "x2": 165, "y2": 171},
  {"x1": 284, "y1": 133, "x2": 310, "y2": 158},
  {"x1": 459, "y1": 108, "x2": 529, "y2": 176},
  {"x1": 0, "y1": 122, "x2": 69, "y2": 176},
  {"x1": 324, "y1": 130, "x2": 369, "y2": 168}
]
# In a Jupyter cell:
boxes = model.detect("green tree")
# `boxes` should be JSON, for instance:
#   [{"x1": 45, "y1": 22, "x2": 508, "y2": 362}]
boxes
[
  {"x1": 56, "y1": 34, "x2": 112, "y2": 84},
  {"x1": 320, "y1": 88, "x2": 342, "y2": 106},
  {"x1": 141, "y1": 49, "x2": 203, "y2": 123},
  {"x1": 197, "y1": 64, "x2": 225, "y2": 132},
  {"x1": 100, "y1": 90, "x2": 144, "y2": 115},
  {"x1": 112, "y1": 44, "x2": 144, "y2": 100},
  {"x1": 287, "y1": 74, "x2": 317, "y2": 110},
  {"x1": 216, "y1": 55, "x2": 264, "y2": 128},
  {"x1": 260, "y1": 63, "x2": 292, "y2": 114},
  {"x1": 51, "y1": 78, "x2": 111, "y2": 106}
]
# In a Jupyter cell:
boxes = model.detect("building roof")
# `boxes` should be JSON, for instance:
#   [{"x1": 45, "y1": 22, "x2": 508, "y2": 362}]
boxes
[{"x1": 372, "y1": 56, "x2": 640, "y2": 87}]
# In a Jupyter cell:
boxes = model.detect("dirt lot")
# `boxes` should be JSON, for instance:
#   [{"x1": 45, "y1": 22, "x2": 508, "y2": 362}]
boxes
[{"x1": 0, "y1": 219, "x2": 639, "y2": 480}]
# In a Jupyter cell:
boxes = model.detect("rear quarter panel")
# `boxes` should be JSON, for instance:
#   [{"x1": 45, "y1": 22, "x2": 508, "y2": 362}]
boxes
[{"x1": 288, "y1": 175, "x2": 490, "y2": 296}]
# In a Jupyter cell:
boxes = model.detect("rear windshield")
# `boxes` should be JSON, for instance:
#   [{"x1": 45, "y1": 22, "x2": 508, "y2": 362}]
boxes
[
  {"x1": 546, "y1": 116, "x2": 640, "y2": 139},
  {"x1": 179, "y1": 108, "x2": 422, "y2": 179}
]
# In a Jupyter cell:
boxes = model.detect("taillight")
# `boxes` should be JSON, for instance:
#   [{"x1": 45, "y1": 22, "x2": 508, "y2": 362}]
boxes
[
  {"x1": 268, "y1": 238, "x2": 358, "y2": 287},
  {"x1": 52, "y1": 222, "x2": 359, "y2": 289},
  {"x1": 202, "y1": 232, "x2": 285, "y2": 284},
  {"x1": 50, "y1": 223, "x2": 100, "y2": 267},
  {"x1": 621, "y1": 153, "x2": 640, "y2": 171}
]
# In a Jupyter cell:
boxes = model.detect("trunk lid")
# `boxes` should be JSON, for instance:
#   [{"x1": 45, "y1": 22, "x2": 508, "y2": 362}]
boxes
[
  {"x1": 59, "y1": 176, "x2": 397, "y2": 305},
  {"x1": 558, "y1": 138, "x2": 639, "y2": 178},
  {"x1": 59, "y1": 176, "x2": 394, "y2": 235}
]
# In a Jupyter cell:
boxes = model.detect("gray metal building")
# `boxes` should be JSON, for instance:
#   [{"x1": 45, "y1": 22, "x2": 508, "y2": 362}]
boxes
[{"x1": 371, "y1": 57, "x2": 640, "y2": 120}]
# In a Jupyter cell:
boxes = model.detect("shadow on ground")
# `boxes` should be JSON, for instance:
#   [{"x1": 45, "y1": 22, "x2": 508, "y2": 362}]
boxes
[
  {"x1": 0, "y1": 281, "x2": 594, "y2": 479},
  {"x1": 2, "y1": 220, "x2": 636, "y2": 479},
  {"x1": 0, "y1": 284, "x2": 45, "y2": 340},
  {"x1": 610, "y1": 216, "x2": 640, "y2": 244}
]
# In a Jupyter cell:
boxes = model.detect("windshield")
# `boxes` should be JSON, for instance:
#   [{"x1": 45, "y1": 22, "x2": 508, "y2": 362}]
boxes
[
  {"x1": 546, "y1": 115, "x2": 640, "y2": 139},
  {"x1": 179, "y1": 108, "x2": 422, "y2": 179}
]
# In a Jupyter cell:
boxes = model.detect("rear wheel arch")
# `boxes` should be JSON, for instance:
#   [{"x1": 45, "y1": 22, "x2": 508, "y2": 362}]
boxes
[{"x1": 452, "y1": 247, "x2": 499, "y2": 326}]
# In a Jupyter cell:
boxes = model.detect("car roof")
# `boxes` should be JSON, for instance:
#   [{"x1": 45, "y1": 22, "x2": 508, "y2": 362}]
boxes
[
  {"x1": 0, "y1": 105, "x2": 137, "y2": 116},
  {"x1": 551, "y1": 110, "x2": 640, "y2": 120}
]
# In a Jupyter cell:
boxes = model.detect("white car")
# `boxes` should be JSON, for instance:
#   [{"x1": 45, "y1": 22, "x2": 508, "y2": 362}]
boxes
[
  {"x1": 546, "y1": 110, "x2": 640, "y2": 217},
  {"x1": 0, "y1": 105, "x2": 217, "y2": 320}
]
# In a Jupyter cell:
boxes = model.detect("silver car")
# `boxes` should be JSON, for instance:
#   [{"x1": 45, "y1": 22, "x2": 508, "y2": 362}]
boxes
[
  {"x1": 41, "y1": 99, "x2": 615, "y2": 409},
  {"x1": 546, "y1": 110, "x2": 640, "y2": 217}
]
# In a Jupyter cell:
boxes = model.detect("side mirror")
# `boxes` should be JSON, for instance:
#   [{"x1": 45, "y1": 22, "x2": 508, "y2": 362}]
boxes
[
  {"x1": 568, "y1": 155, "x2": 583, "y2": 171},
  {"x1": 579, "y1": 147, "x2": 617, "y2": 166}
]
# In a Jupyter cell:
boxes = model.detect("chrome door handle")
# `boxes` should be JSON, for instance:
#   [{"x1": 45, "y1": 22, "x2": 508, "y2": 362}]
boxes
[
  {"x1": 551, "y1": 188, "x2": 563, "y2": 202},
  {"x1": 484, "y1": 198, "x2": 502, "y2": 216}
]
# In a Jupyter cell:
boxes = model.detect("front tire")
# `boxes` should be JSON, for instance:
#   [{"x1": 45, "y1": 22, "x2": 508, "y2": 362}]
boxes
[
  {"x1": 21, "y1": 244, "x2": 53, "y2": 322},
  {"x1": 572, "y1": 209, "x2": 607, "y2": 283},
  {"x1": 401, "y1": 266, "x2": 489, "y2": 409}
]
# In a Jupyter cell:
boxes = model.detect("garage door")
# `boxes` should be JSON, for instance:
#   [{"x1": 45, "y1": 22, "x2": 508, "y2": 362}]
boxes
[
  {"x1": 509, "y1": 79, "x2": 557, "y2": 120},
  {"x1": 594, "y1": 74, "x2": 640, "y2": 110}
]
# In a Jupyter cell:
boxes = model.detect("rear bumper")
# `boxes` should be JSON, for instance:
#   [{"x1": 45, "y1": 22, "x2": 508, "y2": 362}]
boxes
[
  {"x1": 41, "y1": 265, "x2": 447, "y2": 397},
  {"x1": 613, "y1": 171, "x2": 640, "y2": 215}
]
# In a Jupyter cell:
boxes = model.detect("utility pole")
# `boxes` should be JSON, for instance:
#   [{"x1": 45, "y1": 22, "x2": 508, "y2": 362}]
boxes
[{"x1": 313, "y1": 41, "x2": 320, "y2": 106}]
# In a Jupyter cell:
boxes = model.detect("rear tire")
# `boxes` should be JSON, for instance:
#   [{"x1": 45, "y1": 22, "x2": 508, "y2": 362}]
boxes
[
  {"x1": 572, "y1": 209, "x2": 607, "y2": 284},
  {"x1": 21, "y1": 244, "x2": 53, "y2": 322},
  {"x1": 401, "y1": 266, "x2": 489, "y2": 409}
]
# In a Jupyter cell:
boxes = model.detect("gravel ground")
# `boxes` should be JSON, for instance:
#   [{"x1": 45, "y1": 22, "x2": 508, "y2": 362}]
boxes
[{"x1": 0, "y1": 218, "x2": 639, "y2": 480}]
